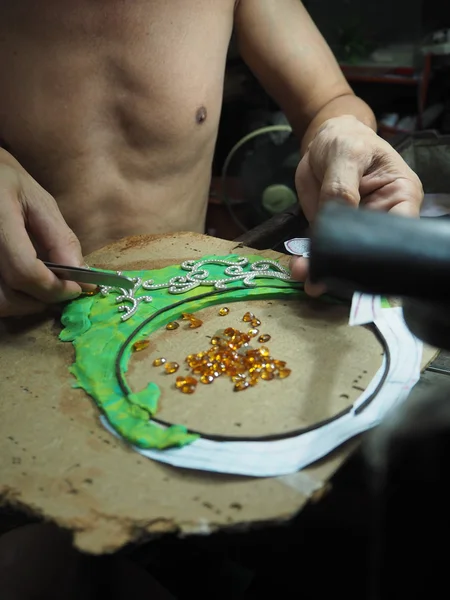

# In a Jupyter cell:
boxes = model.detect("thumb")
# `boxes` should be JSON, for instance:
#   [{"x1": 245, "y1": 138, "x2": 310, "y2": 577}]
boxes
[
  {"x1": 25, "y1": 191, "x2": 93, "y2": 293},
  {"x1": 45, "y1": 228, "x2": 85, "y2": 268},
  {"x1": 289, "y1": 256, "x2": 327, "y2": 297},
  {"x1": 41, "y1": 225, "x2": 97, "y2": 293},
  {"x1": 319, "y1": 158, "x2": 363, "y2": 208},
  {"x1": 26, "y1": 193, "x2": 85, "y2": 267},
  {"x1": 289, "y1": 255, "x2": 308, "y2": 282}
]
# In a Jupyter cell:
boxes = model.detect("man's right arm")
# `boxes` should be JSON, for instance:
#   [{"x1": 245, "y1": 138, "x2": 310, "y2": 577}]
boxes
[{"x1": 0, "y1": 147, "x2": 86, "y2": 317}]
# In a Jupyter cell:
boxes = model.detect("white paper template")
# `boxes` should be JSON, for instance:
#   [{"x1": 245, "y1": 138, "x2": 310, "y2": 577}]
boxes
[{"x1": 101, "y1": 296, "x2": 422, "y2": 477}]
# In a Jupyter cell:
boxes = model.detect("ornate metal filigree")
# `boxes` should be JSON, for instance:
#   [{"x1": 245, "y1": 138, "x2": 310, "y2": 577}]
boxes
[
  {"x1": 100, "y1": 257, "x2": 292, "y2": 321},
  {"x1": 99, "y1": 274, "x2": 153, "y2": 321},
  {"x1": 142, "y1": 257, "x2": 292, "y2": 294}
]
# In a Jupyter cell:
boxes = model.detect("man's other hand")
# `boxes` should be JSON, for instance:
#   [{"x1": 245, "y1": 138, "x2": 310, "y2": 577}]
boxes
[{"x1": 291, "y1": 115, "x2": 424, "y2": 295}]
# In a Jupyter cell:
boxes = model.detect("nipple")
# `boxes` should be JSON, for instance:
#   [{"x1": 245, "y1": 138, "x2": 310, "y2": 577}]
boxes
[{"x1": 196, "y1": 106, "x2": 207, "y2": 124}]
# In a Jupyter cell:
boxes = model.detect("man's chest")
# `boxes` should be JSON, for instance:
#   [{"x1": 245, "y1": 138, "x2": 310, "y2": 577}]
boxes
[
  {"x1": 0, "y1": 0, "x2": 237, "y2": 161},
  {"x1": 0, "y1": 0, "x2": 236, "y2": 84}
]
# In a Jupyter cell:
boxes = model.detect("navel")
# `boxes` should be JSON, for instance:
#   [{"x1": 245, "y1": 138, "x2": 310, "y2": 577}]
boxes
[{"x1": 196, "y1": 106, "x2": 207, "y2": 124}]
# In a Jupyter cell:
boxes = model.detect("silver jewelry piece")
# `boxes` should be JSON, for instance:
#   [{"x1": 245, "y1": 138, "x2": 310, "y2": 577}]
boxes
[
  {"x1": 99, "y1": 273, "x2": 153, "y2": 322},
  {"x1": 100, "y1": 257, "x2": 293, "y2": 321},
  {"x1": 142, "y1": 257, "x2": 292, "y2": 294}
]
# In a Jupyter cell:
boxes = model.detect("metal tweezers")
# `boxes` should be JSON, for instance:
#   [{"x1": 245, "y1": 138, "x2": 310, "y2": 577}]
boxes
[{"x1": 44, "y1": 261, "x2": 134, "y2": 290}]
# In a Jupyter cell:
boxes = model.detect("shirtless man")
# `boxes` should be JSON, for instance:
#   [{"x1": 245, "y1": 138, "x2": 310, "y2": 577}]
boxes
[
  {"x1": 0, "y1": 1, "x2": 424, "y2": 597},
  {"x1": 0, "y1": 0, "x2": 423, "y2": 318}
]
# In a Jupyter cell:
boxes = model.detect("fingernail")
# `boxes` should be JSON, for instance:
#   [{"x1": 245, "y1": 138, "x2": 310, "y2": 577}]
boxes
[
  {"x1": 80, "y1": 285, "x2": 99, "y2": 297},
  {"x1": 67, "y1": 290, "x2": 82, "y2": 300}
]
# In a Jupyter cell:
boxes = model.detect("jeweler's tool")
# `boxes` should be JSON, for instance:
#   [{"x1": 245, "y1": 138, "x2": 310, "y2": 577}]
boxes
[{"x1": 44, "y1": 262, "x2": 134, "y2": 290}]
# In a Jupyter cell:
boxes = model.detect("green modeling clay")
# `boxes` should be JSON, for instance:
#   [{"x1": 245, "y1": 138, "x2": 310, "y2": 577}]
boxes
[{"x1": 60, "y1": 255, "x2": 304, "y2": 449}]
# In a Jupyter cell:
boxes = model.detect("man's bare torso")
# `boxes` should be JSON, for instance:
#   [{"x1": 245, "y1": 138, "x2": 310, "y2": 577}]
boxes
[{"x1": 0, "y1": 1, "x2": 235, "y2": 253}]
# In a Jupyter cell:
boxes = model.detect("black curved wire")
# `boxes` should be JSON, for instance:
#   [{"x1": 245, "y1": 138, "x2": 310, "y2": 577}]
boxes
[{"x1": 114, "y1": 286, "x2": 390, "y2": 443}]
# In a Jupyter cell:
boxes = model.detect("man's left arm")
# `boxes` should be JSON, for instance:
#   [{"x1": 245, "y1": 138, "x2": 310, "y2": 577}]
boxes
[
  {"x1": 234, "y1": 0, "x2": 376, "y2": 153},
  {"x1": 234, "y1": 0, "x2": 423, "y2": 228}
]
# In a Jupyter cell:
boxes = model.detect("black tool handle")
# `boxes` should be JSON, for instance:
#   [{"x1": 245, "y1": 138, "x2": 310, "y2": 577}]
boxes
[{"x1": 309, "y1": 202, "x2": 450, "y2": 302}]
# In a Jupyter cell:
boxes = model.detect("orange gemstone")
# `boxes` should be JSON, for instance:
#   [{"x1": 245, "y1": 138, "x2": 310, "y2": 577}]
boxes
[
  {"x1": 211, "y1": 337, "x2": 221, "y2": 345},
  {"x1": 181, "y1": 384, "x2": 196, "y2": 394},
  {"x1": 234, "y1": 380, "x2": 250, "y2": 391},
  {"x1": 261, "y1": 370, "x2": 274, "y2": 381},
  {"x1": 218, "y1": 307, "x2": 230, "y2": 316},
  {"x1": 181, "y1": 313, "x2": 195, "y2": 321},
  {"x1": 153, "y1": 357, "x2": 166, "y2": 367},
  {"x1": 132, "y1": 339, "x2": 150, "y2": 352},
  {"x1": 258, "y1": 334, "x2": 271, "y2": 343},
  {"x1": 164, "y1": 362, "x2": 180, "y2": 374},
  {"x1": 259, "y1": 346, "x2": 270, "y2": 357},
  {"x1": 249, "y1": 366, "x2": 261, "y2": 376},
  {"x1": 188, "y1": 318, "x2": 203, "y2": 329},
  {"x1": 245, "y1": 347, "x2": 258, "y2": 355},
  {"x1": 200, "y1": 374, "x2": 214, "y2": 384},
  {"x1": 232, "y1": 373, "x2": 246, "y2": 383},
  {"x1": 251, "y1": 318, "x2": 261, "y2": 327},
  {"x1": 248, "y1": 328, "x2": 259, "y2": 338},
  {"x1": 264, "y1": 363, "x2": 276, "y2": 372},
  {"x1": 224, "y1": 327, "x2": 236, "y2": 337},
  {"x1": 274, "y1": 360, "x2": 286, "y2": 369},
  {"x1": 249, "y1": 376, "x2": 259, "y2": 387},
  {"x1": 278, "y1": 368, "x2": 292, "y2": 379},
  {"x1": 166, "y1": 321, "x2": 179, "y2": 331},
  {"x1": 175, "y1": 376, "x2": 187, "y2": 389},
  {"x1": 82, "y1": 287, "x2": 99, "y2": 296},
  {"x1": 242, "y1": 312, "x2": 255, "y2": 323}
]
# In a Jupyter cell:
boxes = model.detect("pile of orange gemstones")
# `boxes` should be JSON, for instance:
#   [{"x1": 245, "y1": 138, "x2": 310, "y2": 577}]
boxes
[{"x1": 150, "y1": 308, "x2": 291, "y2": 394}]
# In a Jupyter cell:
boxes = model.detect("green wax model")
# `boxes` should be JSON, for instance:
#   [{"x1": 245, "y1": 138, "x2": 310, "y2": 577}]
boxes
[{"x1": 59, "y1": 255, "x2": 303, "y2": 449}]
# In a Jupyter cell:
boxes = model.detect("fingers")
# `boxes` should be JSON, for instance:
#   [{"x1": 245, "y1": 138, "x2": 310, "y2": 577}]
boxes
[
  {"x1": 295, "y1": 153, "x2": 321, "y2": 223},
  {"x1": 25, "y1": 190, "x2": 85, "y2": 268},
  {"x1": 302, "y1": 115, "x2": 423, "y2": 222},
  {"x1": 25, "y1": 191, "x2": 96, "y2": 293},
  {"x1": 304, "y1": 278, "x2": 327, "y2": 297},
  {"x1": 389, "y1": 201, "x2": 420, "y2": 218},
  {"x1": 0, "y1": 189, "x2": 82, "y2": 305},
  {"x1": 289, "y1": 255, "x2": 308, "y2": 282},
  {"x1": 289, "y1": 256, "x2": 327, "y2": 298},
  {"x1": 362, "y1": 177, "x2": 423, "y2": 218},
  {"x1": 319, "y1": 156, "x2": 363, "y2": 208}
]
